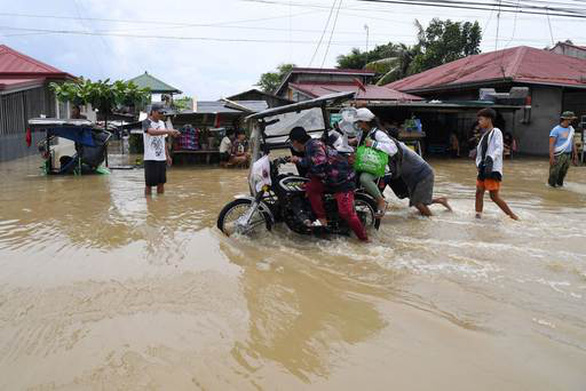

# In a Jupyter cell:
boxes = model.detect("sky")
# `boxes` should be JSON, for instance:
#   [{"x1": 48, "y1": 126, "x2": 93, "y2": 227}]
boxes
[{"x1": 0, "y1": 0, "x2": 584, "y2": 100}]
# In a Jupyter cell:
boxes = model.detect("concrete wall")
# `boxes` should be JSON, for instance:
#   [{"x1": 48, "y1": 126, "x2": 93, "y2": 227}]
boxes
[
  {"x1": 0, "y1": 131, "x2": 45, "y2": 162},
  {"x1": 513, "y1": 86, "x2": 562, "y2": 155},
  {"x1": 551, "y1": 45, "x2": 586, "y2": 60}
]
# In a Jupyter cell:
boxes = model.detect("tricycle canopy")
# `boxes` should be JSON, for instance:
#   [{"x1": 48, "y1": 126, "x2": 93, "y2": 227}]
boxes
[
  {"x1": 246, "y1": 91, "x2": 356, "y2": 161},
  {"x1": 28, "y1": 118, "x2": 98, "y2": 147}
]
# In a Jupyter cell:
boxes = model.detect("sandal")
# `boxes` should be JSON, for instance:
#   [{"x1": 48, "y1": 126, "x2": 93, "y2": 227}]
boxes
[
  {"x1": 375, "y1": 201, "x2": 389, "y2": 218},
  {"x1": 304, "y1": 219, "x2": 325, "y2": 228}
]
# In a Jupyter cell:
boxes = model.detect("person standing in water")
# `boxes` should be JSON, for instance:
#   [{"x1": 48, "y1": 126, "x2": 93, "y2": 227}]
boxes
[
  {"x1": 143, "y1": 103, "x2": 180, "y2": 196},
  {"x1": 475, "y1": 108, "x2": 518, "y2": 220},
  {"x1": 548, "y1": 111, "x2": 578, "y2": 188}
]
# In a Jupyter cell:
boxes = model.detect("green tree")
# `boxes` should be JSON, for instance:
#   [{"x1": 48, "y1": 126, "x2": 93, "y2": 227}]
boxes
[
  {"x1": 408, "y1": 19, "x2": 481, "y2": 75},
  {"x1": 336, "y1": 43, "x2": 418, "y2": 85},
  {"x1": 256, "y1": 63, "x2": 295, "y2": 93},
  {"x1": 173, "y1": 96, "x2": 193, "y2": 111},
  {"x1": 50, "y1": 78, "x2": 150, "y2": 127}
]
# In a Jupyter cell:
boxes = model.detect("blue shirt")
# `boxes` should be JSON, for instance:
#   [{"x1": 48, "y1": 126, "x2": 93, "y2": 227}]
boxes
[{"x1": 549, "y1": 125, "x2": 574, "y2": 153}]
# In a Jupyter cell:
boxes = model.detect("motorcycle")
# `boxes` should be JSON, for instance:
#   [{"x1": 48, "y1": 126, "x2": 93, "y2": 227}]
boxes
[
  {"x1": 216, "y1": 91, "x2": 380, "y2": 238},
  {"x1": 217, "y1": 154, "x2": 380, "y2": 236}
]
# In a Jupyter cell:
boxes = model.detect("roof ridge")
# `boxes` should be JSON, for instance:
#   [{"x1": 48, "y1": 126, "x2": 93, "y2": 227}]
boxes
[
  {"x1": 0, "y1": 44, "x2": 63, "y2": 74},
  {"x1": 509, "y1": 46, "x2": 529, "y2": 78}
]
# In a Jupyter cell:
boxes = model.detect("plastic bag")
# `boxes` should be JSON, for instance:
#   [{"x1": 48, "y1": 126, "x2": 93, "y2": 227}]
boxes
[{"x1": 354, "y1": 146, "x2": 388, "y2": 177}]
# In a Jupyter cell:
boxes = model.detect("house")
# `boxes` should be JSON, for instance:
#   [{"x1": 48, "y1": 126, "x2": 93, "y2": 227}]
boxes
[
  {"x1": 386, "y1": 46, "x2": 586, "y2": 155},
  {"x1": 226, "y1": 88, "x2": 292, "y2": 108},
  {"x1": 128, "y1": 71, "x2": 182, "y2": 103},
  {"x1": 549, "y1": 41, "x2": 586, "y2": 60},
  {"x1": 0, "y1": 45, "x2": 75, "y2": 162}
]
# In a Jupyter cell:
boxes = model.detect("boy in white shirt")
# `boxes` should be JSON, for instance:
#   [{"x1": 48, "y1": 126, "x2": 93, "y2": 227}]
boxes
[
  {"x1": 143, "y1": 103, "x2": 180, "y2": 196},
  {"x1": 475, "y1": 108, "x2": 518, "y2": 220}
]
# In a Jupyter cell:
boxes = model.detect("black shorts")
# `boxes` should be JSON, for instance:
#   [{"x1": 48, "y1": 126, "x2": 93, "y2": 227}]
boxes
[
  {"x1": 144, "y1": 160, "x2": 167, "y2": 187},
  {"x1": 220, "y1": 152, "x2": 230, "y2": 162}
]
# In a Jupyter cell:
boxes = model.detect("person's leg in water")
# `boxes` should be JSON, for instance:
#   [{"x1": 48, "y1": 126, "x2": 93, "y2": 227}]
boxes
[
  {"x1": 557, "y1": 154, "x2": 571, "y2": 187},
  {"x1": 489, "y1": 189, "x2": 519, "y2": 220},
  {"x1": 360, "y1": 172, "x2": 386, "y2": 216},
  {"x1": 335, "y1": 191, "x2": 369, "y2": 242},
  {"x1": 157, "y1": 183, "x2": 165, "y2": 194},
  {"x1": 305, "y1": 177, "x2": 328, "y2": 226},
  {"x1": 411, "y1": 174, "x2": 449, "y2": 216},
  {"x1": 475, "y1": 182, "x2": 486, "y2": 218},
  {"x1": 548, "y1": 154, "x2": 569, "y2": 187},
  {"x1": 432, "y1": 197, "x2": 452, "y2": 211},
  {"x1": 145, "y1": 186, "x2": 152, "y2": 196},
  {"x1": 415, "y1": 202, "x2": 432, "y2": 217}
]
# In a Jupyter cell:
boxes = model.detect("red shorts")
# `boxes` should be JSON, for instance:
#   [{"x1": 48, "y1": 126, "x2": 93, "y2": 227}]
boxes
[{"x1": 476, "y1": 178, "x2": 501, "y2": 191}]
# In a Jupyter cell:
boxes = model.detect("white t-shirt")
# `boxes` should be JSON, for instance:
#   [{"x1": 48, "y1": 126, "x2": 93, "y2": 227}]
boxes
[
  {"x1": 476, "y1": 127, "x2": 504, "y2": 176},
  {"x1": 219, "y1": 136, "x2": 232, "y2": 154},
  {"x1": 142, "y1": 119, "x2": 167, "y2": 161}
]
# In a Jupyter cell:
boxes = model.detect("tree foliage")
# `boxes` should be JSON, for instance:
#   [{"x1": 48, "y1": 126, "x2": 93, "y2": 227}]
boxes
[
  {"x1": 334, "y1": 18, "x2": 482, "y2": 85},
  {"x1": 50, "y1": 78, "x2": 151, "y2": 116},
  {"x1": 256, "y1": 63, "x2": 295, "y2": 93},
  {"x1": 173, "y1": 96, "x2": 193, "y2": 111},
  {"x1": 408, "y1": 18, "x2": 482, "y2": 74}
]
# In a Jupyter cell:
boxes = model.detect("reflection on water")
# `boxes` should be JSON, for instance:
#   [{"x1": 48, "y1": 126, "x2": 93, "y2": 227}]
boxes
[{"x1": 0, "y1": 155, "x2": 585, "y2": 390}]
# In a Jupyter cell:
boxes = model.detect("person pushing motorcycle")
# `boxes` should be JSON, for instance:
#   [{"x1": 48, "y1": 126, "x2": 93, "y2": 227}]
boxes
[{"x1": 288, "y1": 126, "x2": 369, "y2": 242}]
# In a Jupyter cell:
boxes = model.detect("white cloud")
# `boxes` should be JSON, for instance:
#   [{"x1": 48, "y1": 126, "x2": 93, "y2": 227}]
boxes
[{"x1": 1, "y1": 0, "x2": 584, "y2": 99}]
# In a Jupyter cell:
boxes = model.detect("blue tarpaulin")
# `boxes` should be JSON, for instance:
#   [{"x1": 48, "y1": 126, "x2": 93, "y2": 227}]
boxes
[{"x1": 46, "y1": 127, "x2": 96, "y2": 147}]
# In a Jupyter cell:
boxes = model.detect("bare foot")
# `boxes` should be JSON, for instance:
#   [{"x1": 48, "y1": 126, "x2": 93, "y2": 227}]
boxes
[
  {"x1": 438, "y1": 197, "x2": 452, "y2": 212},
  {"x1": 475, "y1": 213, "x2": 482, "y2": 219},
  {"x1": 510, "y1": 213, "x2": 519, "y2": 221}
]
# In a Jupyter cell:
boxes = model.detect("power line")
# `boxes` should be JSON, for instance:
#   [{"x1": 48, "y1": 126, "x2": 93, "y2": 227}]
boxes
[
  {"x1": 321, "y1": 0, "x2": 344, "y2": 68},
  {"x1": 357, "y1": 0, "x2": 586, "y2": 18},
  {"x1": 244, "y1": 0, "x2": 586, "y2": 22},
  {"x1": 546, "y1": 6, "x2": 556, "y2": 45},
  {"x1": 308, "y1": 0, "x2": 339, "y2": 66}
]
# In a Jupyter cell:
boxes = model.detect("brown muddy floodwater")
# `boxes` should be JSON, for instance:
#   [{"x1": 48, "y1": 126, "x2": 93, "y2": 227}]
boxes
[{"x1": 0, "y1": 153, "x2": 585, "y2": 390}]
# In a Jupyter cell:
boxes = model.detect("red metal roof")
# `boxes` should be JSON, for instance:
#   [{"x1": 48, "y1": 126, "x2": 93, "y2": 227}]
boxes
[
  {"x1": 0, "y1": 44, "x2": 73, "y2": 78},
  {"x1": 386, "y1": 46, "x2": 586, "y2": 93},
  {"x1": 0, "y1": 77, "x2": 45, "y2": 91},
  {"x1": 290, "y1": 67, "x2": 375, "y2": 76},
  {"x1": 289, "y1": 81, "x2": 423, "y2": 101}
]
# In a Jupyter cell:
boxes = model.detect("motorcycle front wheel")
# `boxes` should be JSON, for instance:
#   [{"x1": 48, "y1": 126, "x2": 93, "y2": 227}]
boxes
[{"x1": 217, "y1": 198, "x2": 272, "y2": 237}]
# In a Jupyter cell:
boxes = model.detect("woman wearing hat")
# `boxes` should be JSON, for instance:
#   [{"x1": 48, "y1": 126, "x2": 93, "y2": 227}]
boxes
[
  {"x1": 549, "y1": 111, "x2": 578, "y2": 187},
  {"x1": 352, "y1": 108, "x2": 397, "y2": 217}
]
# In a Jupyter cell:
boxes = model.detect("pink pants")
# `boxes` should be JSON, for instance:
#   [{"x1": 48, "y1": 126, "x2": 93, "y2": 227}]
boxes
[{"x1": 305, "y1": 177, "x2": 368, "y2": 241}]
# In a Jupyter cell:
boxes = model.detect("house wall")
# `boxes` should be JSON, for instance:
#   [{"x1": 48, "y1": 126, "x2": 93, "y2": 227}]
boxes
[
  {"x1": 563, "y1": 90, "x2": 586, "y2": 123},
  {"x1": 551, "y1": 45, "x2": 586, "y2": 60},
  {"x1": 513, "y1": 86, "x2": 563, "y2": 155},
  {"x1": 0, "y1": 85, "x2": 56, "y2": 162}
]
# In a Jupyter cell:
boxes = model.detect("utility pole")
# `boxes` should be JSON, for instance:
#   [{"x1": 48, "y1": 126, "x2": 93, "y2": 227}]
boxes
[
  {"x1": 495, "y1": 0, "x2": 502, "y2": 51},
  {"x1": 364, "y1": 24, "x2": 370, "y2": 67}
]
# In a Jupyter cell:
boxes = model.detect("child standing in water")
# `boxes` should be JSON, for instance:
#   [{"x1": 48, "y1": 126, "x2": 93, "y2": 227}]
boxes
[{"x1": 475, "y1": 108, "x2": 519, "y2": 220}]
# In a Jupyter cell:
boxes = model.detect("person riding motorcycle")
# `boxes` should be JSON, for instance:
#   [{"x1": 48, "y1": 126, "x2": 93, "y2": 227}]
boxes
[
  {"x1": 351, "y1": 108, "x2": 397, "y2": 217},
  {"x1": 288, "y1": 126, "x2": 369, "y2": 242}
]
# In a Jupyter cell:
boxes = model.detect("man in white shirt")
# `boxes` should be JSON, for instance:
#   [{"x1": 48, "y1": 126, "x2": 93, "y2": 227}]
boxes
[
  {"x1": 475, "y1": 108, "x2": 518, "y2": 220},
  {"x1": 143, "y1": 103, "x2": 180, "y2": 196}
]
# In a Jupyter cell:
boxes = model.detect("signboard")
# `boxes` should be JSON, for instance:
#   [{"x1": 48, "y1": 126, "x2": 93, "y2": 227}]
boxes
[{"x1": 330, "y1": 113, "x2": 342, "y2": 127}]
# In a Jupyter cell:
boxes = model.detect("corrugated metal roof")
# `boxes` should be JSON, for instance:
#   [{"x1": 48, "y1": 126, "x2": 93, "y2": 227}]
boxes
[
  {"x1": 0, "y1": 77, "x2": 44, "y2": 92},
  {"x1": 176, "y1": 100, "x2": 268, "y2": 115},
  {"x1": 386, "y1": 46, "x2": 586, "y2": 93},
  {"x1": 128, "y1": 72, "x2": 182, "y2": 94},
  {"x1": 289, "y1": 82, "x2": 423, "y2": 101},
  {"x1": 0, "y1": 44, "x2": 72, "y2": 77},
  {"x1": 290, "y1": 67, "x2": 375, "y2": 76}
]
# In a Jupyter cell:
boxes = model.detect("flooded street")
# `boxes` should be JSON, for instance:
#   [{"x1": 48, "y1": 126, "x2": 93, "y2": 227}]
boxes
[{"x1": 1, "y1": 154, "x2": 585, "y2": 390}]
